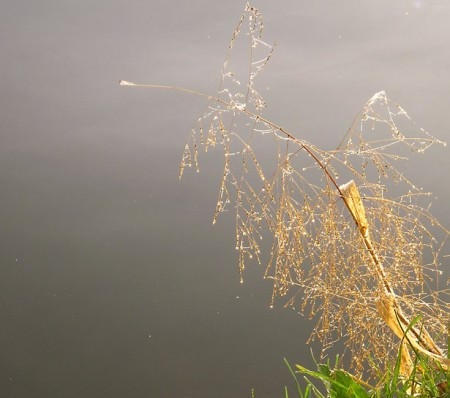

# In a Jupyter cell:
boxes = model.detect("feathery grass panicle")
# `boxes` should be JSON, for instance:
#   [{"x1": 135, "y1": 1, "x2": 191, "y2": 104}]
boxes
[{"x1": 121, "y1": 2, "x2": 450, "y2": 379}]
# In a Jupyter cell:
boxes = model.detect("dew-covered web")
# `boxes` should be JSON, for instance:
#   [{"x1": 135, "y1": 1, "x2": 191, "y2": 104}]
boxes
[{"x1": 178, "y1": 3, "x2": 450, "y2": 376}]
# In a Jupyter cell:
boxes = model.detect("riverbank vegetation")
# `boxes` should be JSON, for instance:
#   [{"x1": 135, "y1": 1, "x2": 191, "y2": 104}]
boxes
[{"x1": 121, "y1": 3, "x2": 449, "y2": 396}]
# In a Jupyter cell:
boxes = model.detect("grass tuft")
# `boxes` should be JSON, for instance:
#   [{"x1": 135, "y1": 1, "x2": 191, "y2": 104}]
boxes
[{"x1": 121, "y1": 1, "x2": 450, "y2": 391}]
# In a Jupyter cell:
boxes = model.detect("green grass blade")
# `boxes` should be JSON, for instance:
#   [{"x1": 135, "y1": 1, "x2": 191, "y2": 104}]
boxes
[{"x1": 284, "y1": 358, "x2": 304, "y2": 398}]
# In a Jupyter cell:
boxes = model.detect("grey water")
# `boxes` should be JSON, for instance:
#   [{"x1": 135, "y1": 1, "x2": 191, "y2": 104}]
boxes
[{"x1": 1, "y1": 1, "x2": 450, "y2": 397}]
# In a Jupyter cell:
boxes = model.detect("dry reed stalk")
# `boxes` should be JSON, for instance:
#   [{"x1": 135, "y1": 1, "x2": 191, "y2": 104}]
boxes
[
  {"x1": 340, "y1": 180, "x2": 450, "y2": 374},
  {"x1": 121, "y1": 2, "x2": 450, "y2": 378}
]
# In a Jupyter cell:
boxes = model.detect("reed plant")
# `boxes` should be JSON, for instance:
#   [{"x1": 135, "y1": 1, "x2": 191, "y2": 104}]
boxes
[{"x1": 120, "y1": 3, "x2": 449, "y2": 394}]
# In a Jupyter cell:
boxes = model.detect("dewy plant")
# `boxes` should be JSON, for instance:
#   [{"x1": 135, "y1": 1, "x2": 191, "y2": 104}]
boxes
[{"x1": 121, "y1": 3, "x2": 449, "y2": 380}]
